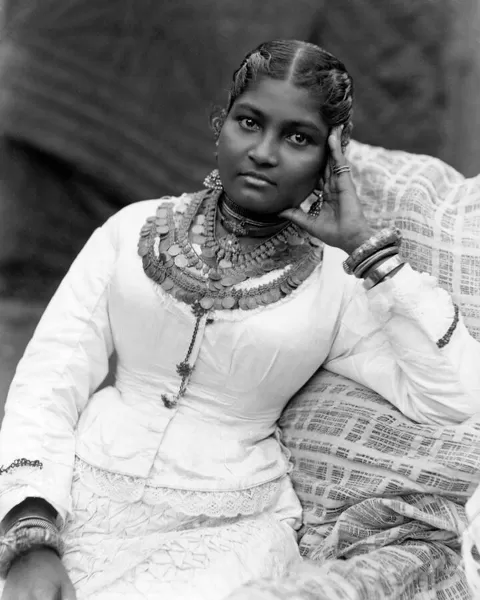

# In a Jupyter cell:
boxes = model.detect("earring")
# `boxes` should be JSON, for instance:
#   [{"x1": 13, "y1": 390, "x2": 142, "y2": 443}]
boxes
[
  {"x1": 203, "y1": 169, "x2": 223, "y2": 191},
  {"x1": 308, "y1": 189, "x2": 324, "y2": 217}
]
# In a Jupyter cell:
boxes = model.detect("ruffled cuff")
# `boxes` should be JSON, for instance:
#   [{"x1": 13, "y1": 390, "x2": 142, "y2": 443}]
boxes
[
  {"x1": 367, "y1": 264, "x2": 457, "y2": 346},
  {"x1": 0, "y1": 461, "x2": 71, "y2": 529}
]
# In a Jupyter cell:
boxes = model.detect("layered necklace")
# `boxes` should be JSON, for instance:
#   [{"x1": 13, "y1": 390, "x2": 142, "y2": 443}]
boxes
[
  {"x1": 217, "y1": 193, "x2": 287, "y2": 239},
  {"x1": 137, "y1": 188, "x2": 323, "y2": 408},
  {"x1": 138, "y1": 188, "x2": 323, "y2": 312}
]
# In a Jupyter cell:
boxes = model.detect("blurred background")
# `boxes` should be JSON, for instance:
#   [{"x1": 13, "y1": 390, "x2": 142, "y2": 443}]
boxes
[{"x1": 0, "y1": 0, "x2": 479, "y2": 417}]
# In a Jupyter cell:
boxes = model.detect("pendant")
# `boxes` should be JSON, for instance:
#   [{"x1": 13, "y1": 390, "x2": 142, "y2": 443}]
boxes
[
  {"x1": 139, "y1": 191, "x2": 324, "y2": 317},
  {"x1": 222, "y1": 218, "x2": 249, "y2": 237},
  {"x1": 218, "y1": 233, "x2": 240, "y2": 252}
]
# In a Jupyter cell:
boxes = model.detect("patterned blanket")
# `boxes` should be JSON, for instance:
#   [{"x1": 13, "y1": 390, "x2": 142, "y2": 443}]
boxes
[
  {"x1": 227, "y1": 142, "x2": 480, "y2": 599},
  {"x1": 227, "y1": 370, "x2": 480, "y2": 599}
]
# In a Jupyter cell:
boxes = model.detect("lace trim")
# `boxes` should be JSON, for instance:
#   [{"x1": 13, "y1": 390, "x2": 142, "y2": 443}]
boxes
[
  {"x1": 74, "y1": 458, "x2": 282, "y2": 517},
  {"x1": 142, "y1": 482, "x2": 280, "y2": 517},
  {"x1": 75, "y1": 458, "x2": 145, "y2": 502},
  {"x1": 0, "y1": 458, "x2": 43, "y2": 476},
  {"x1": 0, "y1": 460, "x2": 45, "y2": 502}
]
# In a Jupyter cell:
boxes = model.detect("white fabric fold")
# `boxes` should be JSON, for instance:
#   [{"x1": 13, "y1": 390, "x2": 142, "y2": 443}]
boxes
[{"x1": 0, "y1": 193, "x2": 479, "y2": 530}]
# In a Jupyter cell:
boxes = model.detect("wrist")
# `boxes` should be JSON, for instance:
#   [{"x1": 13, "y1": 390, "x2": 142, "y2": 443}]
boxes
[
  {"x1": 2, "y1": 498, "x2": 57, "y2": 534},
  {"x1": 342, "y1": 229, "x2": 376, "y2": 256},
  {"x1": 362, "y1": 256, "x2": 394, "y2": 279},
  {"x1": 363, "y1": 255, "x2": 405, "y2": 290},
  {"x1": 9, "y1": 545, "x2": 59, "y2": 568},
  {"x1": 0, "y1": 525, "x2": 64, "y2": 578}
]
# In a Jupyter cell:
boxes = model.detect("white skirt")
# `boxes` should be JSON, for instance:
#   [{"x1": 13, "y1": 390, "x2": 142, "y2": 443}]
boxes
[{"x1": 3, "y1": 459, "x2": 303, "y2": 600}]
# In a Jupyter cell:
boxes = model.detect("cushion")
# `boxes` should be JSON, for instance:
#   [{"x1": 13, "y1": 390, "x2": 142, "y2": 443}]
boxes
[
  {"x1": 277, "y1": 141, "x2": 480, "y2": 598},
  {"x1": 280, "y1": 370, "x2": 480, "y2": 598},
  {"x1": 347, "y1": 140, "x2": 480, "y2": 341}
]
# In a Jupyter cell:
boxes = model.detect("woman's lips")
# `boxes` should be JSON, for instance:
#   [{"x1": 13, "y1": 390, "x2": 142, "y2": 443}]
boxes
[{"x1": 240, "y1": 173, "x2": 275, "y2": 187}]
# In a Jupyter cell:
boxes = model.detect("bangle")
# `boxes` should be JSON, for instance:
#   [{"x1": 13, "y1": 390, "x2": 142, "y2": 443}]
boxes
[
  {"x1": 0, "y1": 525, "x2": 64, "y2": 578},
  {"x1": 353, "y1": 246, "x2": 399, "y2": 278},
  {"x1": 364, "y1": 255, "x2": 405, "y2": 290},
  {"x1": 343, "y1": 227, "x2": 402, "y2": 275},
  {"x1": 7, "y1": 516, "x2": 58, "y2": 536}
]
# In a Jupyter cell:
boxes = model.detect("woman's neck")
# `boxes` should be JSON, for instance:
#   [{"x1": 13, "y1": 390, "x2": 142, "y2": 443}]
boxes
[
  {"x1": 218, "y1": 194, "x2": 287, "y2": 240},
  {"x1": 221, "y1": 193, "x2": 284, "y2": 226}
]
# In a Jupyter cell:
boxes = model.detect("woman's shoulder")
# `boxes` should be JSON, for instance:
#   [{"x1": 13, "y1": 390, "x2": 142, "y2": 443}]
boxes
[
  {"x1": 103, "y1": 192, "x2": 199, "y2": 243},
  {"x1": 111, "y1": 192, "x2": 195, "y2": 223}
]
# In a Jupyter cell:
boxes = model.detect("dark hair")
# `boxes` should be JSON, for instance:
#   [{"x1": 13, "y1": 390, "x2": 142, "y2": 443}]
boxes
[{"x1": 211, "y1": 39, "x2": 354, "y2": 152}]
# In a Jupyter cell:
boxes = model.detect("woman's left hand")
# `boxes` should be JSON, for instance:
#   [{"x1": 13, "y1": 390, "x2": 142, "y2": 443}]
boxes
[{"x1": 279, "y1": 126, "x2": 374, "y2": 255}]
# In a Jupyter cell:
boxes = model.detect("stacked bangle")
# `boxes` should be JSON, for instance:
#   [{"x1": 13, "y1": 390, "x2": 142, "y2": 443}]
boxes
[
  {"x1": 0, "y1": 515, "x2": 63, "y2": 578},
  {"x1": 363, "y1": 254, "x2": 406, "y2": 290},
  {"x1": 353, "y1": 246, "x2": 400, "y2": 278},
  {"x1": 343, "y1": 227, "x2": 402, "y2": 275},
  {"x1": 7, "y1": 516, "x2": 59, "y2": 537}
]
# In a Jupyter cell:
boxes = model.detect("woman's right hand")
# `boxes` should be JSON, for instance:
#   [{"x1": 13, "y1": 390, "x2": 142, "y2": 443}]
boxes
[{"x1": 2, "y1": 548, "x2": 76, "y2": 600}]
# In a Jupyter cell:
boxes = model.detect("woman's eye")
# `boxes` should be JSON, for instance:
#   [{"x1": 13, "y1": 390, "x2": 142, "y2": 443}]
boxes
[
  {"x1": 288, "y1": 133, "x2": 310, "y2": 146},
  {"x1": 238, "y1": 117, "x2": 259, "y2": 131}
]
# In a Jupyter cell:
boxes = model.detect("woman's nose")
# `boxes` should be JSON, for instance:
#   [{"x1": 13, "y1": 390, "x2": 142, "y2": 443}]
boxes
[{"x1": 247, "y1": 134, "x2": 279, "y2": 167}]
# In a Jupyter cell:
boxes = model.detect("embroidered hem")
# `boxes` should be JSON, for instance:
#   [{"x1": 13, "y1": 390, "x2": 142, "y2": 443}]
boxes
[{"x1": 75, "y1": 458, "x2": 282, "y2": 517}]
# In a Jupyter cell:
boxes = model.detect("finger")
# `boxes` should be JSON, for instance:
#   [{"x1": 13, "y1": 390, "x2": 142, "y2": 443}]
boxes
[
  {"x1": 328, "y1": 126, "x2": 345, "y2": 165},
  {"x1": 323, "y1": 161, "x2": 332, "y2": 198},
  {"x1": 278, "y1": 207, "x2": 317, "y2": 234},
  {"x1": 324, "y1": 159, "x2": 331, "y2": 184}
]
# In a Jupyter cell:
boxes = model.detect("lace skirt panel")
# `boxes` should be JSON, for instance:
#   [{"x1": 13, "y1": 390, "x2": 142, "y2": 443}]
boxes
[{"x1": 55, "y1": 458, "x2": 303, "y2": 599}]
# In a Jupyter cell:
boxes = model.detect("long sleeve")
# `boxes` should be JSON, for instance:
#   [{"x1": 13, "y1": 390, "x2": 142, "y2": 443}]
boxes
[
  {"x1": 0, "y1": 221, "x2": 117, "y2": 526},
  {"x1": 323, "y1": 257, "x2": 480, "y2": 425}
]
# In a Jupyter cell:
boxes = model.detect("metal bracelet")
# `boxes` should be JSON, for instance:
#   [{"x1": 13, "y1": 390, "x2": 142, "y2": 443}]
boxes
[
  {"x1": 353, "y1": 246, "x2": 399, "y2": 278},
  {"x1": 9, "y1": 516, "x2": 59, "y2": 536},
  {"x1": 343, "y1": 227, "x2": 402, "y2": 275},
  {"x1": 363, "y1": 255, "x2": 405, "y2": 290},
  {"x1": 0, "y1": 526, "x2": 64, "y2": 578}
]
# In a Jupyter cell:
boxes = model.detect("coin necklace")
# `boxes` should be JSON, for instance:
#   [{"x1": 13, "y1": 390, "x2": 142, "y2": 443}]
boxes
[
  {"x1": 138, "y1": 188, "x2": 323, "y2": 312},
  {"x1": 137, "y1": 189, "x2": 323, "y2": 409}
]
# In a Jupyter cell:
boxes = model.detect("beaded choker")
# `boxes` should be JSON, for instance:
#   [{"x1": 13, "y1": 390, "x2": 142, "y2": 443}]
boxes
[
  {"x1": 218, "y1": 198, "x2": 287, "y2": 238},
  {"x1": 222, "y1": 193, "x2": 283, "y2": 224}
]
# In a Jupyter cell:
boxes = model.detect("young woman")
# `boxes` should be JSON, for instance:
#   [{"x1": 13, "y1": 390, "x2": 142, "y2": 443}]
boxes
[{"x1": 0, "y1": 39, "x2": 478, "y2": 600}]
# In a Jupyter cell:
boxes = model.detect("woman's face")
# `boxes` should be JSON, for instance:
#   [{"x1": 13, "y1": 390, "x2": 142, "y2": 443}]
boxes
[{"x1": 217, "y1": 76, "x2": 329, "y2": 215}]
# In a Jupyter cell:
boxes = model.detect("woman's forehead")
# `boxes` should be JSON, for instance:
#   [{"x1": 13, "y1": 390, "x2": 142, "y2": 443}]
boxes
[{"x1": 233, "y1": 77, "x2": 328, "y2": 134}]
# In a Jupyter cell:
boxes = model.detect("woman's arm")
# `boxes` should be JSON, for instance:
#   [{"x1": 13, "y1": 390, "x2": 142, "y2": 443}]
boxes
[
  {"x1": 0, "y1": 498, "x2": 57, "y2": 534},
  {"x1": 323, "y1": 257, "x2": 480, "y2": 424},
  {"x1": 279, "y1": 129, "x2": 480, "y2": 425},
  {"x1": 0, "y1": 220, "x2": 117, "y2": 528}
]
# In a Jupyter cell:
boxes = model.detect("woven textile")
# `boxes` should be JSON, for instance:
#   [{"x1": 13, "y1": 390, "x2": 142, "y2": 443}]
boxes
[
  {"x1": 226, "y1": 369, "x2": 480, "y2": 600},
  {"x1": 226, "y1": 142, "x2": 480, "y2": 599},
  {"x1": 282, "y1": 371, "x2": 479, "y2": 599},
  {"x1": 347, "y1": 140, "x2": 480, "y2": 341}
]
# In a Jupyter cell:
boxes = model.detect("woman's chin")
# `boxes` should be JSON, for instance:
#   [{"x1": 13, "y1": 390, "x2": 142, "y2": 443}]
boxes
[{"x1": 227, "y1": 186, "x2": 280, "y2": 215}]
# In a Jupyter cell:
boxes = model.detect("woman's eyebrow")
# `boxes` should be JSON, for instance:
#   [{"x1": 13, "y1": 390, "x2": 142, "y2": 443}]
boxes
[
  {"x1": 286, "y1": 119, "x2": 325, "y2": 134},
  {"x1": 234, "y1": 102, "x2": 325, "y2": 134},
  {"x1": 234, "y1": 102, "x2": 264, "y2": 117}
]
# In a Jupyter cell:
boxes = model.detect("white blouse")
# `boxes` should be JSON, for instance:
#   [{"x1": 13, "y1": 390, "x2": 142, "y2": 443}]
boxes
[{"x1": 1, "y1": 193, "x2": 479, "y2": 526}]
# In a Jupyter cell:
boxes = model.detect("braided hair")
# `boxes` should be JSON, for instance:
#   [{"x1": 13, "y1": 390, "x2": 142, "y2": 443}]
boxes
[{"x1": 211, "y1": 40, "x2": 354, "y2": 152}]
